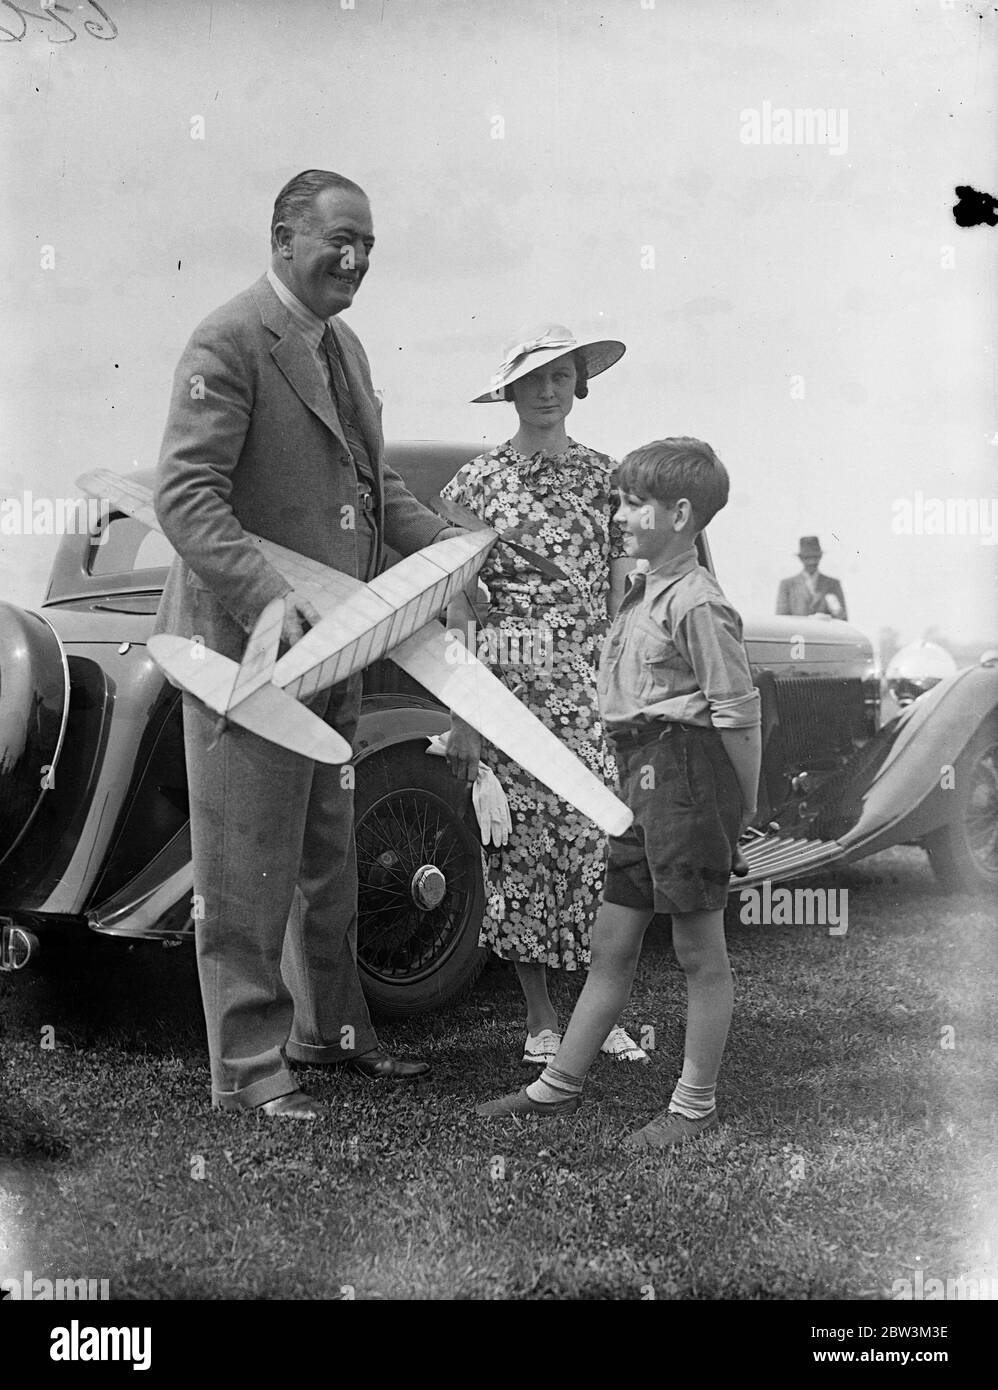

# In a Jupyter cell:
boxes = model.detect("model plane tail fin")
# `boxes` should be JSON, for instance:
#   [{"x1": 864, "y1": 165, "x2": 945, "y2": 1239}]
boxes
[{"x1": 228, "y1": 597, "x2": 284, "y2": 710}]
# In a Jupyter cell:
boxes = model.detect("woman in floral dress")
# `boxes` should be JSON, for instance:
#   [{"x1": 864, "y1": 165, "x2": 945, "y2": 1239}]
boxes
[{"x1": 442, "y1": 324, "x2": 647, "y2": 1065}]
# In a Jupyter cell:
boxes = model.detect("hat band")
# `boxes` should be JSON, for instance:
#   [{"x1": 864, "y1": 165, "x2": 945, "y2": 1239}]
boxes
[{"x1": 491, "y1": 335, "x2": 577, "y2": 391}]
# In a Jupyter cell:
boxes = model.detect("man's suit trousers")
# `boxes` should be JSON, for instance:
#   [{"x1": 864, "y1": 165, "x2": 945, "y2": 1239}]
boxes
[{"x1": 185, "y1": 512, "x2": 381, "y2": 1109}]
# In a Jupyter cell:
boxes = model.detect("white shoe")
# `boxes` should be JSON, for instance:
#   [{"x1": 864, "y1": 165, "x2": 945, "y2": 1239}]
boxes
[
  {"x1": 522, "y1": 1029, "x2": 562, "y2": 1065},
  {"x1": 600, "y1": 1026, "x2": 649, "y2": 1063}
]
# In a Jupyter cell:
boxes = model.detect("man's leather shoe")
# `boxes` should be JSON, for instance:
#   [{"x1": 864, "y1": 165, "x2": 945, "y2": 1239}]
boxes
[
  {"x1": 259, "y1": 1090, "x2": 326, "y2": 1120},
  {"x1": 346, "y1": 1048, "x2": 430, "y2": 1081}
]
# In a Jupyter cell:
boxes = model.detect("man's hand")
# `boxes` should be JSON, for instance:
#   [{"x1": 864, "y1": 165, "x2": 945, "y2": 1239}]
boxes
[
  {"x1": 281, "y1": 591, "x2": 322, "y2": 647},
  {"x1": 434, "y1": 525, "x2": 467, "y2": 543},
  {"x1": 446, "y1": 715, "x2": 482, "y2": 783}
]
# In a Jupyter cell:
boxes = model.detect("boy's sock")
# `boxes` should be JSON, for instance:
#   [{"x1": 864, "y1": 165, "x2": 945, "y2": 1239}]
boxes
[
  {"x1": 526, "y1": 1064, "x2": 585, "y2": 1105},
  {"x1": 668, "y1": 1077, "x2": 716, "y2": 1120}
]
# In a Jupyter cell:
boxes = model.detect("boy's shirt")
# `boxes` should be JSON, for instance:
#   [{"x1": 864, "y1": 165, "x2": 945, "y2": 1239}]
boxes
[{"x1": 597, "y1": 546, "x2": 761, "y2": 733}]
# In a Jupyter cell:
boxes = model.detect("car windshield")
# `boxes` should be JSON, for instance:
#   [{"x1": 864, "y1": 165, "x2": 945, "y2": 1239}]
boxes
[{"x1": 87, "y1": 512, "x2": 174, "y2": 578}]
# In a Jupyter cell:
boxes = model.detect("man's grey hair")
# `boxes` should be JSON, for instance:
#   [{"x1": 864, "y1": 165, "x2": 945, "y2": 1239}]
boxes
[{"x1": 270, "y1": 169, "x2": 367, "y2": 249}]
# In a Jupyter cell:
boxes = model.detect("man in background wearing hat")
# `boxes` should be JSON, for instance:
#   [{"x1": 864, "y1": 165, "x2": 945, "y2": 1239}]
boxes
[{"x1": 776, "y1": 537, "x2": 848, "y2": 620}]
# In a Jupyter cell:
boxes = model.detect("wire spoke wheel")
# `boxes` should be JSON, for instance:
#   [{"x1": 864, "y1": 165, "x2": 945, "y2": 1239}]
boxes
[
  {"x1": 925, "y1": 720, "x2": 998, "y2": 894},
  {"x1": 354, "y1": 746, "x2": 486, "y2": 1017}
]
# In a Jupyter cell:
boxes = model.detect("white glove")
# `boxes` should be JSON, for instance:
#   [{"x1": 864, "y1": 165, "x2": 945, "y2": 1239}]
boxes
[
  {"x1": 824, "y1": 593, "x2": 842, "y2": 617},
  {"x1": 471, "y1": 766, "x2": 512, "y2": 847},
  {"x1": 425, "y1": 734, "x2": 511, "y2": 847}
]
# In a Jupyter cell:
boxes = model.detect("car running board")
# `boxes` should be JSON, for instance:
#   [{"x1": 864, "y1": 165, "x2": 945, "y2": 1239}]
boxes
[{"x1": 729, "y1": 832, "x2": 844, "y2": 891}]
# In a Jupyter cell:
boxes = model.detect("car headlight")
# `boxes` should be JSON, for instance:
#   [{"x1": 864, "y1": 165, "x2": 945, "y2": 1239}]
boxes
[{"x1": 885, "y1": 640, "x2": 958, "y2": 708}]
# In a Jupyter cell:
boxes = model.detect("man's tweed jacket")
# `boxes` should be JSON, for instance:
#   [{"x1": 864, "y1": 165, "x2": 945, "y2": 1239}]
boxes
[{"x1": 154, "y1": 274, "x2": 445, "y2": 659}]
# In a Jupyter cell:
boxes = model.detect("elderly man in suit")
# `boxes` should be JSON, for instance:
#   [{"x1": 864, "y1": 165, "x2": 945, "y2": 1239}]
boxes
[
  {"x1": 776, "y1": 536, "x2": 848, "y2": 621},
  {"x1": 154, "y1": 169, "x2": 460, "y2": 1118}
]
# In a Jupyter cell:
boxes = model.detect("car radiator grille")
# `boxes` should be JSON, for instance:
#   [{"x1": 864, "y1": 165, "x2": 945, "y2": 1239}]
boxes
[{"x1": 774, "y1": 676, "x2": 867, "y2": 766}]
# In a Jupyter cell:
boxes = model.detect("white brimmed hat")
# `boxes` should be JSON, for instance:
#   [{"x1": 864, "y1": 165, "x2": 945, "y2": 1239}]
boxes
[{"x1": 471, "y1": 322, "x2": 626, "y2": 403}]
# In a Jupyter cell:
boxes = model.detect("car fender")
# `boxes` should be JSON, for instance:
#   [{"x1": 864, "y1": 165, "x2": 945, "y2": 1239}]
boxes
[
  {"x1": 87, "y1": 700, "x2": 455, "y2": 939},
  {"x1": 0, "y1": 603, "x2": 70, "y2": 870},
  {"x1": 353, "y1": 702, "x2": 451, "y2": 762},
  {"x1": 833, "y1": 662, "x2": 998, "y2": 858}
]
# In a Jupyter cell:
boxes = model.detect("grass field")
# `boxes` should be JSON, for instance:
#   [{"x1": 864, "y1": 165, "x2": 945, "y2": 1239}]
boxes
[{"x1": 1, "y1": 846, "x2": 995, "y2": 1301}]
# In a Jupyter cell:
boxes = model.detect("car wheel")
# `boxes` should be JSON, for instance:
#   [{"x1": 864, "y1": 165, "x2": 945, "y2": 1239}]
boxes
[
  {"x1": 924, "y1": 717, "x2": 998, "y2": 894},
  {"x1": 353, "y1": 745, "x2": 487, "y2": 1018}
]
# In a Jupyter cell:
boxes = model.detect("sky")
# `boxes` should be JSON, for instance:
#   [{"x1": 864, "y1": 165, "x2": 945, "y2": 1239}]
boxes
[{"x1": 1, "y1": 0, "x2": 995, "y2": 654}]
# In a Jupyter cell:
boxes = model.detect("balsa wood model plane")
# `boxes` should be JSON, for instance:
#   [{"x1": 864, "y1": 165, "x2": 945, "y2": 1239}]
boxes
[{"x1": 77, "y1": 470, "x2": 634, "y2": 837}]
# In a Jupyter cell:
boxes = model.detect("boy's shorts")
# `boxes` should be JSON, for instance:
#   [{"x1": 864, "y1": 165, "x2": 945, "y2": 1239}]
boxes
[{"x1": 604, "y1": 723, "x2": 742, "y2": 916}]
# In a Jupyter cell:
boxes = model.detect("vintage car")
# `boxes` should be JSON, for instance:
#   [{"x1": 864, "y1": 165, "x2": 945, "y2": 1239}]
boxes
[{"x1": 2, "y1": 443, "x2": 996, "y2": 1017}]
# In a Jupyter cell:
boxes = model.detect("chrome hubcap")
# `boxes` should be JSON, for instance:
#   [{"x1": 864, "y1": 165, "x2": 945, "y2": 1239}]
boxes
[{"x1": 411, "y1": 864, "x2": 446, "y2": 909}]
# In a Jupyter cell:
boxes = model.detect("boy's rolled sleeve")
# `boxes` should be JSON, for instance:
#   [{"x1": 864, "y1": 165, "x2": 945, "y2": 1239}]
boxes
[{"x1": 677, "y1": 601, "x2": 761, "y2": 730}]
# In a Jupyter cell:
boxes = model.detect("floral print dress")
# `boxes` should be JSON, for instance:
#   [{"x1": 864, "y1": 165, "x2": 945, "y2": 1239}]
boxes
[{"x1": 441, "y1": 439, "x2": 625, "y2": 969}]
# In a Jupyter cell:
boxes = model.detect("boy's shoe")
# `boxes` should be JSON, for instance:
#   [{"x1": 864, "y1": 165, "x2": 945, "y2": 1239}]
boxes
[
  {"x1": 623, "y1": 1108, "x2": 719, "y2": 1150},
  {"x1": 600, "y1": 1026, "x2": 650, "y2": 1063},
  {"x1": 522, "y1": 1029, "x2": 562, "y2": 1064},
  {"x1": 476, "y1": 1086, "x2": 582, "y2": 1118}
]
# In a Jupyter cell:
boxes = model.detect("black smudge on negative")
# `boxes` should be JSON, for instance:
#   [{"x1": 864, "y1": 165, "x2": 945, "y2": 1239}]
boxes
[{"x1": 952, "y1": 186, "x2": 998, "y2": 227}]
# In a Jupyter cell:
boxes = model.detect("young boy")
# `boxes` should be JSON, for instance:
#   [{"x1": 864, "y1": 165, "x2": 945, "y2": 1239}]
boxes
[{"x1": 476, "y1": 438, "x2": 761, "y2": 1149}]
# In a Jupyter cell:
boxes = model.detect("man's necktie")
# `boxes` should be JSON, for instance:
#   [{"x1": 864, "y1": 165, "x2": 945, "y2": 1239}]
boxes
[{"x1": 320, "y1": 324, "x2": 375, "y2": 488}]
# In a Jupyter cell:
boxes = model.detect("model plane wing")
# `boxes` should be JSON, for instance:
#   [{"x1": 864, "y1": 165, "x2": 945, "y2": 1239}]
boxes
[
  {"x1": 79, "y1": 470, "x2": 633, "y2": 833},
  {"x1": 274, "y1": 531, "x2": 496, "y2": 699},
  {"x1": 77, "y1": 469, "x2": 161, "y2": 533},
  {"x1": 387, "y1": 623, "x2": 633, "y2": 835}
]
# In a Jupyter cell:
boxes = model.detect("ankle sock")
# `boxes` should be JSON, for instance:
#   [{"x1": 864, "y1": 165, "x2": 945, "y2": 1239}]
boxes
[
  {"x1": 526, "y1": 1064, "x2": 585, "y2": 1105},
  {"x1": 668, "y1": 1078, "x2": 716, "y2": 1120}
]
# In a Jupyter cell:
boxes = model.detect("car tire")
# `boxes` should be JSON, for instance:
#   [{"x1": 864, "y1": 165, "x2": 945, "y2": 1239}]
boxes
[
  {"x1": 353, "y1": 745, "x2": 487, "y2": 1018},
  {"x1": 924, "y1": 716, "x2": 998, "y2": 894}
]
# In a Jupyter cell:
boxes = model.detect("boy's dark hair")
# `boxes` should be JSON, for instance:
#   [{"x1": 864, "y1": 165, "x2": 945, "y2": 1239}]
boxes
[
  {"x1": 270, "y1": 169, "x2": 366, "y2": 249},
  {"x1": 614, "y1": 437, "x2": 730, "y2": 530},
  {"x1": 504, "y1": 349, "x2": 589, "y2": 402}
]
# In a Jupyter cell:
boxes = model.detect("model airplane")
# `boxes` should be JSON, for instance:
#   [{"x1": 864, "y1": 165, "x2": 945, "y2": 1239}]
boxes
[{"x1": 77, "y1": 470, "x2": 634, "y2": 836}]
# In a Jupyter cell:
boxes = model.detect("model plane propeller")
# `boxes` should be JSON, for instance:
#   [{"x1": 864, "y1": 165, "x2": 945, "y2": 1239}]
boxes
[{"x1": 77, "y1": 470, "x2": 633, "y2": 836}]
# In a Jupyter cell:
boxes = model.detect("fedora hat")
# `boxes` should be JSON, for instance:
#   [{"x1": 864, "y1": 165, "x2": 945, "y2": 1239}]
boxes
[
  {"x1": 471, "y1": 323, "x2": 626, "y2": 403},
  {"x1": 797, "y1": 535, "x2": 823, "y2": 558}
]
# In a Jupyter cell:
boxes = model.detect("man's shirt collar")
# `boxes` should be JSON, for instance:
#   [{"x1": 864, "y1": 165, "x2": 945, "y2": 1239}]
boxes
[{"x1": 266, "y1": 267, "x2": 328, "y2": 350}]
